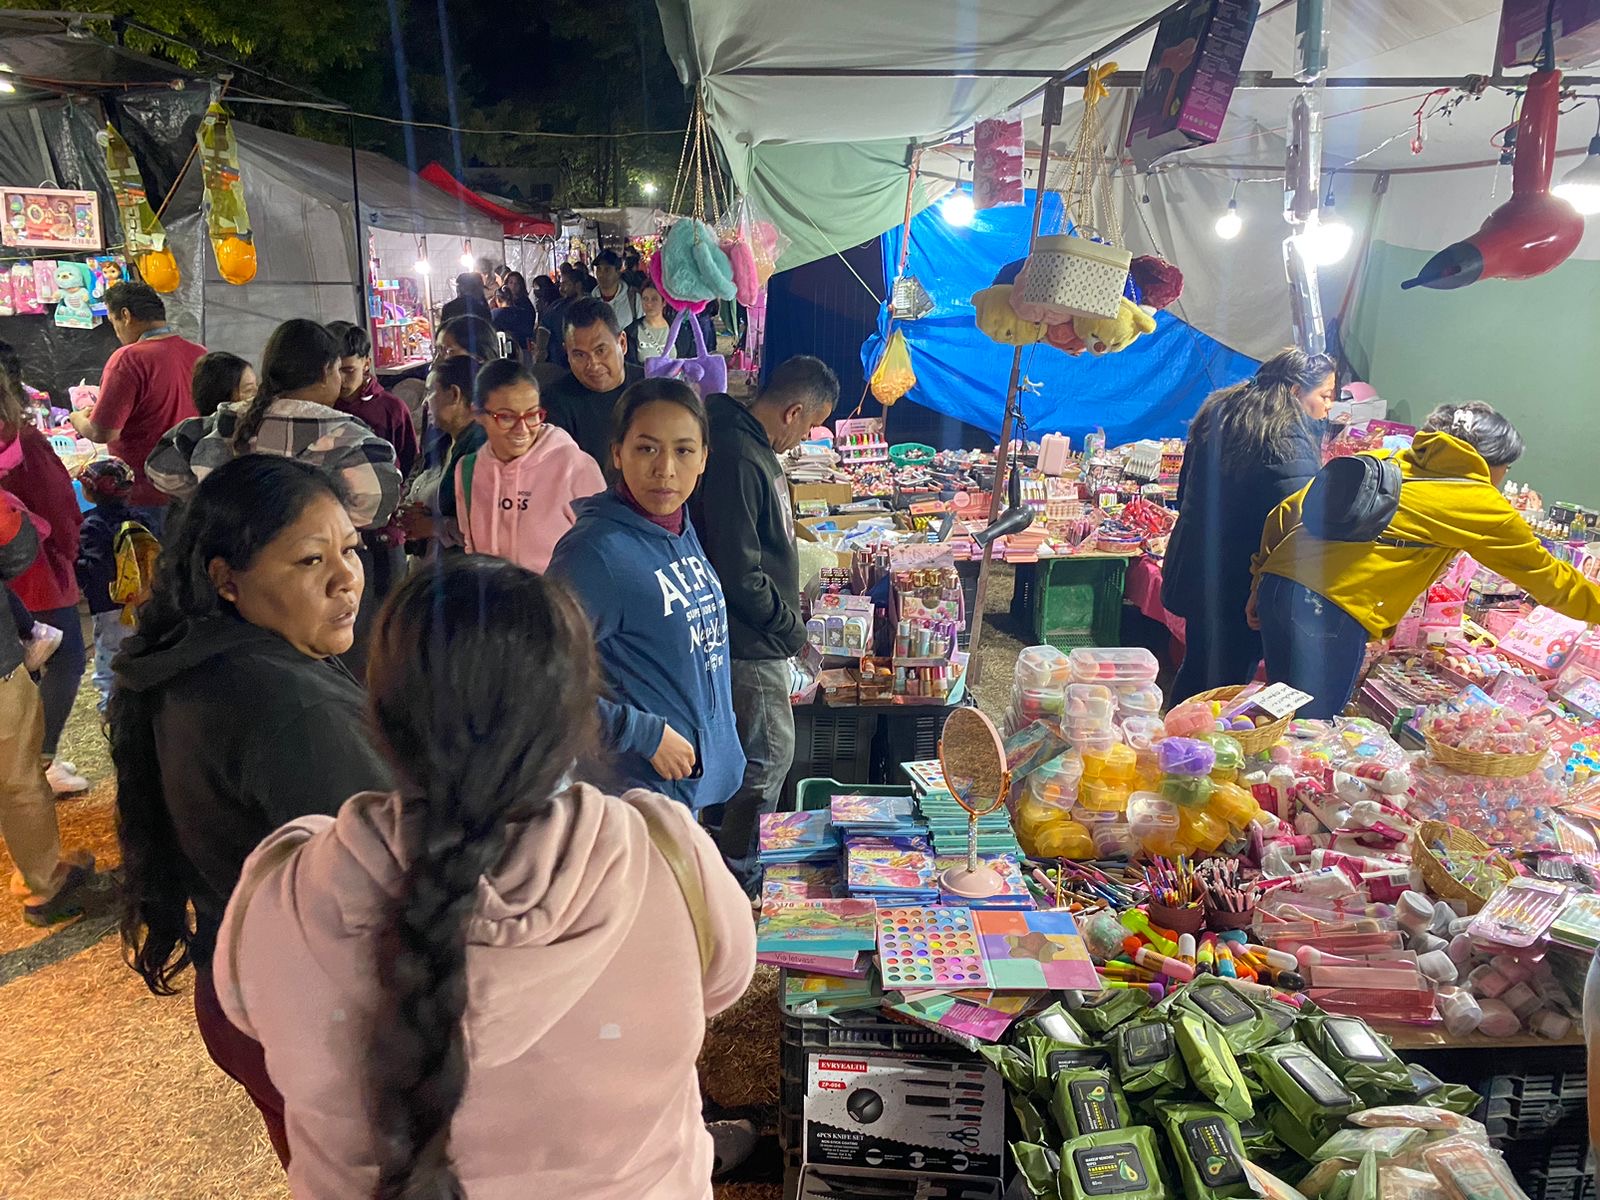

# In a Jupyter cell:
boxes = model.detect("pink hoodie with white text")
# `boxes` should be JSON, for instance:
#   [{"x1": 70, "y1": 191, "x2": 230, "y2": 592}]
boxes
[{"x1": 455, "y1": 424, "x2": 605, "y2": 572}]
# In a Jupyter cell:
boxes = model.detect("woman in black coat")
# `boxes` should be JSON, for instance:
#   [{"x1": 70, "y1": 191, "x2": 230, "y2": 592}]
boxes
[{"x1": 1162, "y1": 348, "x2": 1336, "y2": 701}]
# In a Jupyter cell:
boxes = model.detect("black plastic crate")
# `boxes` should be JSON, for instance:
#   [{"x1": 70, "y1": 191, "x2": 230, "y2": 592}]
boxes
[
  {"x1": 872, "y1": 705, "x2": 959, "y2": 781},
  {"x1": 783, "y1": 707, "x2": 877, "y2": 807},
  {"x1": 1476, "y1": 1072, "x2": 1588, "y2": 1143},
  {"x1": 1511, "y1": 1134, "x2": 1598, "y2": 1200}
]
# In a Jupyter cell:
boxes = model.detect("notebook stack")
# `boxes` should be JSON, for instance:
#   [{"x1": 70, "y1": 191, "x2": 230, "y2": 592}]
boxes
[
  {"x1": 758, "y1": 810, "x2": 841, "y2": 866},
  {"x1": 829, "y1": 793, "x2": 921, "y2": 835},
  {"x1": 844, "y1": 832, "x2": 940, "y2": 904},
  {"x1": 916, "y1": 789, "x2": 1023, "y2": 860}
]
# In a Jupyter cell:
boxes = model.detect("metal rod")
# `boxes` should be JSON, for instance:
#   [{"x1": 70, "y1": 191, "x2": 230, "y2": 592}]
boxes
[
  {"x1": 349, "y1": 113, "x2": 370, "y2": 335},
  {"x1": 724, "y1": 66, "x2": 1600, "y2": 89},
  {"x1": 967, "y1": 82, "x2": 1062, "y2": 689}
]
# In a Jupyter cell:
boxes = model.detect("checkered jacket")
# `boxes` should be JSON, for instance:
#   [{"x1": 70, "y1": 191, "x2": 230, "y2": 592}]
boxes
[{"x1": 147, "y1": 397, "x2": 402, "y2": 530}]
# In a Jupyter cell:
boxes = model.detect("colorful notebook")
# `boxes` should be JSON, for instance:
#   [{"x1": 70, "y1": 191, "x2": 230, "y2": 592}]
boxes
[
  {"x1": 846, "y1": 837, "x2": 938, "y2": 903},
  {"x1": 758, "y1": 811, "x2": 841, "y2": 864},
  {"x1": 830, "y1": 793, "x2": 917, "y2": 830},
  {"x1": 762, "y1": 862, "x2": 843, "y2": 901},
  {"x1": 972, "y1": 908, "x2": 1098, "y2": 991},
  {"x1": 757, "y1": 898, "x2": 878, "y2": 955}
]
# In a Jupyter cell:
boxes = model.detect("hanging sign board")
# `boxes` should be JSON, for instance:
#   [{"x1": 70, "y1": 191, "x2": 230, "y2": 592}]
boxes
[{"x1": 1, "y1": 187, "x2": 103, "y2": 251}]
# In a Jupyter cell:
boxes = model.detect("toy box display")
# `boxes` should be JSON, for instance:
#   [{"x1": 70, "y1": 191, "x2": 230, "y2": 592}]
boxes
[{"x1": 1126, "y1": 0, "x2": 1262, "y2": 170}]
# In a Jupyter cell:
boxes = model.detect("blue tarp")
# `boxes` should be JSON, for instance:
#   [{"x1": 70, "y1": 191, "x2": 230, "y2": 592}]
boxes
[{"x1": 862, "y1": 191, "x2": 1260, "y2": 446}]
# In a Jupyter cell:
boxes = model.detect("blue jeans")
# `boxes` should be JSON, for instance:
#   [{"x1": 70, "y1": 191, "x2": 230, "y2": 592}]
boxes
[
  {"x1": 91, "y1": 611, "x2": 132, "y2": 713},
  {"x1": 1258, "y1": 575, "x2": 1370, "y2": 720},
  {"x1": 709, "y1": 658, "x2": 796, "y2": 893},
  {"x1": 26, "y1": 604, "x2": 86, "y2": 759}
]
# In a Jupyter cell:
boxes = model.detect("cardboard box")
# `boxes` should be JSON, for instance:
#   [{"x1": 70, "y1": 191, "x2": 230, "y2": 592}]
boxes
[
  {"x1": 792, "y1": 482, "x2": 855, "y2": 510},
  {"x1": 1127, "y1": 0, "x2": 1261, "y2": 170},
  {"x1": 1498, "y1": 0, "x2": 1600, "y2": 68}
]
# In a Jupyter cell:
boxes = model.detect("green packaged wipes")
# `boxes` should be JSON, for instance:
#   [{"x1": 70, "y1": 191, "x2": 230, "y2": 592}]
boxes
[
  {"x1": 1166, "y1": 976, "x2": 1281, "y2": 1054},
  {"x1": 1051, "y1": 1068, "x2": 1132, "y2": 1139},
  {"x1": 1031, "y1": 1037, "x2": 1114, "y2": 1100},
  {"x1": 1249, "y1": 1042, "x2": 1358, "y2": 1131},
  {"x1": 1399, "y1": 1063, "x2": 1482, "y2": 1116},
  {"x1": 1234, "y1": 1112, "x2": 1283, "y2": 1162},
  {"x1": 1059, "y1": 1125, "x2": 1170, "y2": 1200},
  {"x1": 1013, "y1": 1141, "x2": 1062, "y2": 1199},
  {"x1": 1157, "y1": 1103, "x2": 1252, "y2": 1200},
  {"x1": 1114, "y1": 1018, "x2": 1188, "y2": 1094},
  {"x1": 1299, "y1": 1013, "x2": 1410, "y2": 1096},
  {"x1": 1265, "y1": 1103, "x2": 1330, "y2": 1161},
  {"x1": 980, "y1": 1043, "x2": 1036, "y2": 1096},
  {"x1": 1173, "y1": 1012, "x2": 1254, "y2": 1121},
  {"x1": 1013, "y1": 1093, "x2": 1048, "y2": 1144},
  {"x1": 1073, "y1": 986, "x2": 1154, "y2": 1034},
  {"x1": 1311, "y1": 1126, "x2": 1428, "y2": 1163},
  {"x1": 1019, "y1": 1002, "x2": 1095, "y2": 1047}
]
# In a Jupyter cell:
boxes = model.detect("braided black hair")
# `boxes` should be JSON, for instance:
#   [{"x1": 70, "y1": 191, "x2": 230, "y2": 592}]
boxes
[
  {"x1": 113, "y1": 456, "x2": 348, "y2": 994},
  {"x1": 366, "y1": 558, "x2": 599, "y2": 1199},
  {"x1": 232, "y1": 319, "x2": 339, "y2": 453}
]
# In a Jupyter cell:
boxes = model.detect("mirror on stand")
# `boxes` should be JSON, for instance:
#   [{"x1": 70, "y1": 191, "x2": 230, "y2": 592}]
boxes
[{"x1": 937, "y1": 706, "x2": 1011, "y2": 898}]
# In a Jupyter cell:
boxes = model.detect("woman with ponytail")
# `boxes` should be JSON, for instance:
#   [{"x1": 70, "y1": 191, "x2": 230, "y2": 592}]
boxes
[
  {"x1": 146, "y1": 318, "x2": 403, "y2": 531},
  {"x1": 1162, "y1": 347, "x2": 1336, "y2": 699},
  {"x1": 112, "y1": 456, "x2": 391, "y2": 1163},
  {"x1": 214, "y1": 557, "x2": 757, "y2": 1199}
]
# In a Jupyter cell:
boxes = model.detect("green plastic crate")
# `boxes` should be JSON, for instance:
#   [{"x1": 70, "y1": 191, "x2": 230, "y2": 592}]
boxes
[
  {"x1": 1031, "y1": 556, "x2": 1128, "y2": 650},
  {"x1": 793, "y1": 777, "x2": 914, "y2": 813}
]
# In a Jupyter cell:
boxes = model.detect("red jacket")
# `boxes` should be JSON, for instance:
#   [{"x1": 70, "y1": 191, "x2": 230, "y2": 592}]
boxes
[{"x1": 3, "y1": 426, "x2": 81, "y2": 611}]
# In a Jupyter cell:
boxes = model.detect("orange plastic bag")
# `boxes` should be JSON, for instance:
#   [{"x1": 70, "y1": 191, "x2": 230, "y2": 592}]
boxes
[{"x1": 869, "y1": 330, "x2": 916, "y2": 406}]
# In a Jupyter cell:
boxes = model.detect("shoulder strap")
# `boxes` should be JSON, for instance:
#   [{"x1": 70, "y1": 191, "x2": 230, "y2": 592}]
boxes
[
  {"x1": 222, "y1": 837, "x2": 301, "y2": 1004},
  {"x1": 638, "y1": 803, "x2": 714, "y2": 975},
  {"x1": 459, "y1": 451, "x2": 477, "y2": 522}
]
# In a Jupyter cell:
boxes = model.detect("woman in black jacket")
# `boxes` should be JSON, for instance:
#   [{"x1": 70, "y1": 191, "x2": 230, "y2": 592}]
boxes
[
  {"x1": 111, "y1": 455, "x2": 391, "y2": 1166},
  {"x1": 1162, "y1": 348, "x2": 1336, "y2": 701}
]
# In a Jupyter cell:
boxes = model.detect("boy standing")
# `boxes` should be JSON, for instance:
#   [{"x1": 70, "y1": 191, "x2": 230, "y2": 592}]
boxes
[{"x1": 74, "y1": 458, "x2": 144, "y2": 714}]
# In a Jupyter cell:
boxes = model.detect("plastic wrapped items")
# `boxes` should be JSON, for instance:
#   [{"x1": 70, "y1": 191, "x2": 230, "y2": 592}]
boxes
[
  {"x1": 1058, "y1": 1126, "x2": 1167, "y2": 1200},
  {"x1": 1173, "y1": 1012, "x2": 1255, "y2": 1120},
  {"x1": 1112, "y1": 1018, "x2": 1189, "y2": 1094},
  {"x1": 1067, "y1": 684, "x2": 1118, "y2": 732},
  {"x1": 1202, "y1": 734, "x2": 1245, "y2": 781},
  {"x1": 1208, "y1": 781, "x2": 1262, "y2": 831},
  {"x1": 1115, "y1": 681, "x2": 1165, "y2": 719},
  {"x1": 1179, "y1": 807, "x2": 1229, "y2": 853},
  {"x1": 1050, "y1": 1068, "x2": 1132, "y2": 1138},
  {"x1": 1159, "y1": 738, "x2": 1218, "y2": 776},
  {"x1": 1081, "y1": 742, "x2": 1137, "y2": 813},
  {"x1": 1166, "y1": 699, "x2": 1221, "y2": 738},
  {"x1": 1127, "y1": 792, "x2": 1181, "y2": 852},
  {"x1": 1070, "y1": 646, "x2": 1159, "y2": 684},
  {"x1": 1159, "y1": 1103, "x2": 1254, "y2": 1200},
  {"x1": 1406, "y1": 757, "x2": 1562, "y2": 850},
  {"x1": 1016, "y1": 643, "x2": 1073, "y2": 690},
  {"x1": 1029, "y1": 751, "x2": 1084, "y2": 807},
  {"x1": 1014, "y1": 683, "x2": 1068, "y2": 722}
]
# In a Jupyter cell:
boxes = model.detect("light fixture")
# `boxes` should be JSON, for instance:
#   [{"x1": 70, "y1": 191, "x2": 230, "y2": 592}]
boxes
[
  {"x1": 1554, "y1": 119, "x2": 1600, "y2": 216},
  {"x1": 1292, "y1": 211, "x2": 1354, "y2": 266},
  {"x1": 642, "y1": 180, "x2": 657, "y2": 197},
  {"x1": 413, "y1": 258, "x2": 431, "y2": 275},
  {"x1": 459, "y1": 250, "x2": 475, "y2": 269},
  {"x1": 0, "y1": 80, "x2": 14, "y2": 95},
  {"x1": 1215, "y1": 183, "x2": 1242, "y2": 239},
  {"x1": 941, "y1": 190, "x2": 976, "y2": 227}
]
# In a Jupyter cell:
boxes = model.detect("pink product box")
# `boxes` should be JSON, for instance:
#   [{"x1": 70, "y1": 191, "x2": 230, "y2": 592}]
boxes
[
  {"x1": 1126, "y1": 0, "x2": 1262, "y2": 170},
  {"x1": 1498, "y1": 0, "x2": 1600, "y2": 67}
]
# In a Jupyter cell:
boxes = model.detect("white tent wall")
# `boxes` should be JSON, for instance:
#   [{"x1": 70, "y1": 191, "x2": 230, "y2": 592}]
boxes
[{"x1": 201, "y1": 123, "x2": 503, "y2": 363}]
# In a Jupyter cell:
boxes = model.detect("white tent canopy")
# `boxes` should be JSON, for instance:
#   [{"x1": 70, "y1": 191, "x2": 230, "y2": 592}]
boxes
[{"x1": 202, "y1": 123, "x2": 504, "y2": 363}]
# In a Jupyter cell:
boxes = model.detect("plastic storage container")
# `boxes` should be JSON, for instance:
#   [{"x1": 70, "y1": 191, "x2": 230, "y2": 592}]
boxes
[
  {"x1": 1069, "y1": 646, "x2": 1160, "y2": 685},
  {"x1": 1012, "y1": 684, "x2": 1067, "y2": 722},
  {"x1": 1066, "y1": 683, "x2": 1117, "y2": 730},
  {"x1": 1114, "y1": 681, "x2": 1164, "y2": 718},
  {"x1": 1201, "y1": 733, "x2": 1245, "y2": 780},
  {"x1": 1014, "y1": 644, "x2": 1072, "y2": 690},
  {"x1": 1028, "y1": 752, "x2": 1083, "y2": 807}
]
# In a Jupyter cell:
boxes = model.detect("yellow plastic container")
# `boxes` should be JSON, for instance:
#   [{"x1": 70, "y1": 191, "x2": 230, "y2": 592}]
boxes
[
  {"x1": 1209, "y1": 780, "x2": 1262, "y2": 830},
  {"x1": 1178, "y1": 806, "x2": 1228, "y2": 853},
  {"x1": 1078, "y1": 777, "x2": 1131, "y2": 813},
  {"x1": 1082, "y1": 741, "x2": 1138, "y2": 783}
]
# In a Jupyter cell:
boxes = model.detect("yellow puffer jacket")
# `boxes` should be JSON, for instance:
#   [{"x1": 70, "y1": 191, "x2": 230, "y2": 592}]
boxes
[{"x1": 1253, "y1": 431, "x2": 1600, "y2": 638}]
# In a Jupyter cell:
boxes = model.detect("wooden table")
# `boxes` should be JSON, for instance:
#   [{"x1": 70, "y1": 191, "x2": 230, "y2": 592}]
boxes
[{"x1": 1374, "y1": 1023, "x2": 1584, "y2": 1052}]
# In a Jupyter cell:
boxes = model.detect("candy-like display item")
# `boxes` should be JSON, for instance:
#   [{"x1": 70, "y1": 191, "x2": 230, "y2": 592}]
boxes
[
  {"x1": 1424, "y1": 704, "x2": 1550, "y2": 757},
  {"x1": 1158, "y1": 738, "x2": 1217, "y2": 777}
]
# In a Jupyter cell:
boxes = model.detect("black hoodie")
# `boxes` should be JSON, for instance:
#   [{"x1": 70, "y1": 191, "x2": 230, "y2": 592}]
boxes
[
  {"x1": 690, "y1": 393, "x2": 804, "y2": 662},
  {"x1": 115, "y1": 614, "x2": 391, "y2": 967}
]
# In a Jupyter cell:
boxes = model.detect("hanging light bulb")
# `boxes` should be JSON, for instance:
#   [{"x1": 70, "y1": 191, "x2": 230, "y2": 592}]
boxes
[
  {"x1": 1554, "y1": 132, "x2": 1600, "y2": 216},
  {"x1": 413, "y1": 258, "x2": 431, "y2": 275},
  {"x1": 459, "y1": 250, "x2": 475, "y2": 269},
  {"x1": 942, "y1": 190, "x2": 976, "y2": 227},
  {"x1": 1215, "y1": 183, "x2": 1243, "y2": 239},
  {"x1": 1293, "y1": 211, "x2": 1354, "y2": 266}
]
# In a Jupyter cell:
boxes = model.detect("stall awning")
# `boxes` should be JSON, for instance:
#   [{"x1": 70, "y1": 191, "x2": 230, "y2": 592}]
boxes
[{"x1": 419, "y1": 163, "x2": 556, "y2": 237}]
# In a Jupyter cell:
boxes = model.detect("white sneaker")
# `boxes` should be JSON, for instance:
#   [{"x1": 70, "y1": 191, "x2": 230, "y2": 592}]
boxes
[
  {"x1": 45, "y1": 761, "x2": 88, "y2": 796},
  {"x1": 22, "y1": 623, "x2": 62, "y2": 673}
]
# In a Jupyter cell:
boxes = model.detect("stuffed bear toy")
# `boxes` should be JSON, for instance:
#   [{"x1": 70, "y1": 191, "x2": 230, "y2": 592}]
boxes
[
  {"x1": 1043, "y1": 320, "x2": 1087, "y2": 355},
  {"x1": 972, "y1": 284, "x2": 1045, "y2": 345},
  {"x1": 1073, "y1": 297, "x2": 1156, "y2": 356}
]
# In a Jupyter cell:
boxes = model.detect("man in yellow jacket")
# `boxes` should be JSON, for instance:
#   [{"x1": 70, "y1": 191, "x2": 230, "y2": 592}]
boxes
[{"x1": 1250, "y1": 402, "x2": 1600, "y2": 718}]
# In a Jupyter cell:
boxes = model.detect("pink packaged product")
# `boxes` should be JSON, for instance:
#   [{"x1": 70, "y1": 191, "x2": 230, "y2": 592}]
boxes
[
  {"x1": 1498, "y1": 606, "x2": 1587, "y2": 676},
  {"x1": 1405, "y1": 759, "x2": 1561, "y2": 851},
  {"x1": 1467, "y1": 878, "x2": 1573, "y2": 949}
]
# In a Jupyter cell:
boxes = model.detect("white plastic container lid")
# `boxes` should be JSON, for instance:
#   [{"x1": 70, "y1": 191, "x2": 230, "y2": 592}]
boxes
[
  {"x1": 1069, "y1": 646, "x2": 1160, "y2": 684},
  {"x1": 1014, "y1": 644, "x2": 1072, "y2": 689},
  {"x1": 1125, "y1": 792, "x2": 1180, "y2": 836}
]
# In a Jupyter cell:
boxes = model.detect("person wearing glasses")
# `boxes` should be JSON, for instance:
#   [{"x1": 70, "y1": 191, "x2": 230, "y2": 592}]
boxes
[{"x1": 454, "y1": 359, "x2": 604, "y2": 573}]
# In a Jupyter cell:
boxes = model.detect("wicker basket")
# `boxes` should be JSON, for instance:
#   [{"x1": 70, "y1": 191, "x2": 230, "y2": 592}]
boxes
[
  {"x1": 1423, "y1": 735, "x2": 1548, "y2": 778},
  {"x1": 1014, "y1": 234, "x2": 1131, "y2": 323},
  {"x1": 1182, "y1": 685, "x2": 1296, "y2": 757},
  {"x1": 1412, "y1": 820, "x2": 1515, "y2": 913}
]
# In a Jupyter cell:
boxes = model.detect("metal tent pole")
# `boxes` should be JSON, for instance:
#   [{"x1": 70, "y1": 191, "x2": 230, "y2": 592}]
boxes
[{"x1": 966, "y1": 79, "x2": 1064, "y2": 689}]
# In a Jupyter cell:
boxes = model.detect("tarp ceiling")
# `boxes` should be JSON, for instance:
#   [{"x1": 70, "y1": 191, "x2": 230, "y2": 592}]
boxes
[{"x1": 419, "y1": 162, "x2": 555, "y2": 237}]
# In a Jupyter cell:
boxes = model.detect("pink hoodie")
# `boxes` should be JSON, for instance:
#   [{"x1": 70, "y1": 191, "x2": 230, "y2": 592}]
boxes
[
  {"x1": 214, "y1": 784, "x2": 756, "y2": 1200},
  {"x1": 456, "y1": 424, "x2": 605, "y2": 572}
]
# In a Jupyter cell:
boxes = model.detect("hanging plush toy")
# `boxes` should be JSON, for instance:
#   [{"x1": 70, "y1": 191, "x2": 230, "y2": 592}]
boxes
[
  {"x1": 101, "y1": 123, "x2": 180, "y2": 294},
  {"x1": 972, "y1": 284, "x2": 1045, "y2": 345},
  {"x1": 1072, "y1": 298, "x2": 1156, "y2": 356},
  {"x1": 53, "y1": 262, "x2": 97, "y2": 329},
  {"x1": 660, "y1": 219, "x2": 736, "y2": 303},
  {"x1": 197, "y1": 102, "x2": 257, "y2": 286}
]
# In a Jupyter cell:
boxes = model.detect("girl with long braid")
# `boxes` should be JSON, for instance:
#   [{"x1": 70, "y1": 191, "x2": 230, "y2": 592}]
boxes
[{"x1": 214, "y1": 557, "x2": 756, "y2": 1199}]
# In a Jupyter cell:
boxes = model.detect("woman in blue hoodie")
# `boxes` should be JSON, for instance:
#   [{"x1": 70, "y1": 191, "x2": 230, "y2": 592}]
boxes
[{"x1": 548, "y1": 378, "x2": 745, "y2": 813}]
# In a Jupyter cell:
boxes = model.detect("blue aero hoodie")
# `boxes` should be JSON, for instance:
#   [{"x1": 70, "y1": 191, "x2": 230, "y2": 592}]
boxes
[{"x1": 547, "y1": 491, "x2": 745, "y2": 811}]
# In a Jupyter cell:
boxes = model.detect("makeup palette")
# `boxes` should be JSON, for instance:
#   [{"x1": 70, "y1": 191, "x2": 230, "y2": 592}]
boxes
[{"x1": 876, "y1": 906, "x2": 991, "y2": 990}]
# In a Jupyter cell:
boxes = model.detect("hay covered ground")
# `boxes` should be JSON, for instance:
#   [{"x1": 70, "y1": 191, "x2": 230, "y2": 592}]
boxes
[{"x1": 0, "y1": 578, "x2": 1029, "y2": 1198}]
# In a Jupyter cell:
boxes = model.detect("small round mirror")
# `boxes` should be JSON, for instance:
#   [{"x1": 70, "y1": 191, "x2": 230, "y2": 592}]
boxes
[{"x1": 937, "y1": 707, "x2": 1010, "y2": 898}]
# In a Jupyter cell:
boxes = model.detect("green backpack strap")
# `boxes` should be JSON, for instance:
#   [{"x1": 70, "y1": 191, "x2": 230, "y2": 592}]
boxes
[{"x1": 457, "y1": 451, "x2": 477, "y2": 523}]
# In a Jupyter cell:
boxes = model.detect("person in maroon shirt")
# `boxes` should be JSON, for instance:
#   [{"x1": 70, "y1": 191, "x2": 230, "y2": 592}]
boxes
[
  {"x1": 70, "y1": 282, "x2": 206, "y2": 532},
  {"x1": 326, "y1": 320, "x2": 420, "y2": 676}
]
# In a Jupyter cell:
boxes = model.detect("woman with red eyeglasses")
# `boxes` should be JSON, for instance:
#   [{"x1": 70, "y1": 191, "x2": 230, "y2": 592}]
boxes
[{"x1": 454, "y1": 359, "x2": 605, "y2": 573}]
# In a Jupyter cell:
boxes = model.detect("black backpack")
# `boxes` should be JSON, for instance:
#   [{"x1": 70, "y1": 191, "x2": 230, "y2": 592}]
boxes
[{"x1": 1300, "y1": 453, "x2": 1448, "y2": 547}]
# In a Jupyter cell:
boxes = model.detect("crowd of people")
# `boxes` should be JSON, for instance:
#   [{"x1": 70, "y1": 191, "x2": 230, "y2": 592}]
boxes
[{"x1": 0, "y1": 253, "x2": 837, "y2": 1196}]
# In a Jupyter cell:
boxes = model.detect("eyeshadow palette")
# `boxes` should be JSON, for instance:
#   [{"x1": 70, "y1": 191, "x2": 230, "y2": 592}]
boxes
[{"x1": 875, "y1": 906, "x2": 991, "y2": 990}]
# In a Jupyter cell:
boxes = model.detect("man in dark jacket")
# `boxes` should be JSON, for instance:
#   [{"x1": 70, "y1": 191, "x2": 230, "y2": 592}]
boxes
[
  {"x1": 0, "y1": 493, "x2": 94, "y2": 925},
  {"x1": 691, "y1": 356, "x2": 838, "y2": 892}
]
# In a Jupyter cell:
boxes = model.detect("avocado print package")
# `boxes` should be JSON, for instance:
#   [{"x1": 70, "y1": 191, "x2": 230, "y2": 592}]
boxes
[
  {"x1": 1052, "y1": 1068, "x2": 1133, "y2": 1139},
  {"x1": 1166, "y1": 976, "x2": 1283, "y2": 1054},
  {"x1": 1172, "y1": 1012, "x2": 1254, "y2": 1121},
  {"x1": 1073, "y1": 985, "x2": 1154, "y2": 1034},
  {"x1": 1114, "y1": 1017, "x2": 1188, "y2": 1094},
  {"x1": 1157, "y1": 1103, "x2": 1253, "y2": 1200},
  {"x1": 1248, "y1": 1042, "x2": 1359, "y2": 1129},
  {"x1": 1058, "y1": 1125, "x2": 1171, "y2": 1200},
  {"x1": 1298, "y1": 1012, "x2": 1410, "y2": 1097}
]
